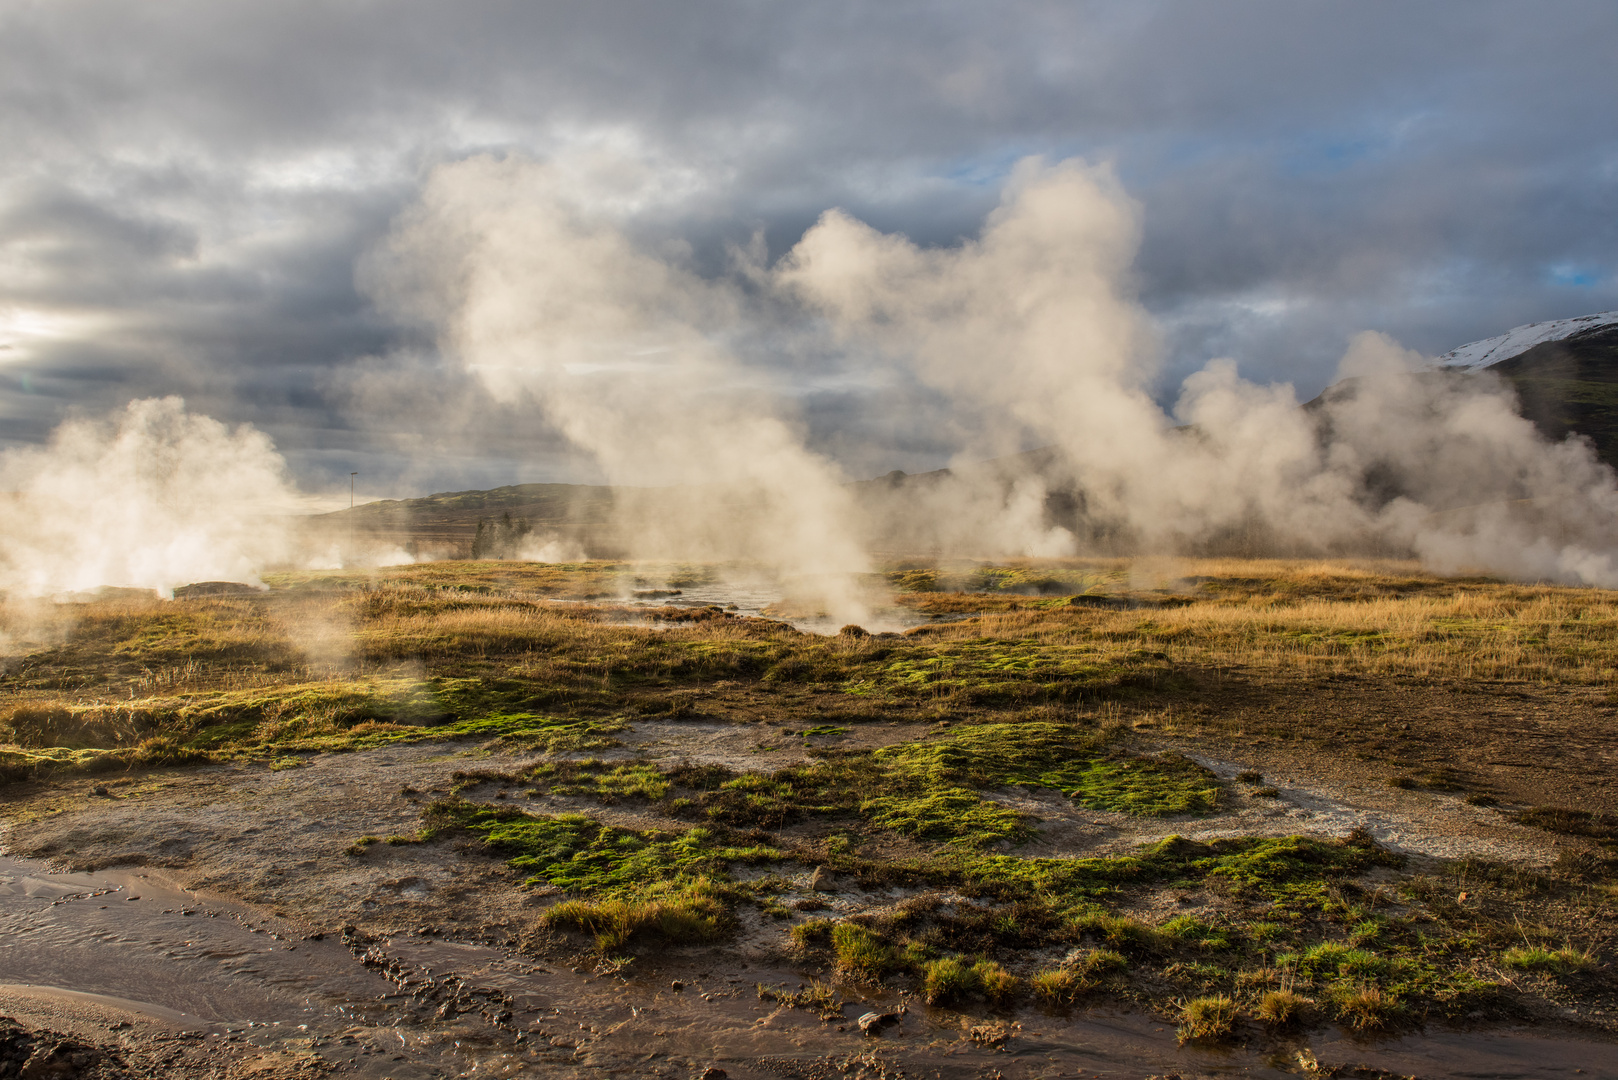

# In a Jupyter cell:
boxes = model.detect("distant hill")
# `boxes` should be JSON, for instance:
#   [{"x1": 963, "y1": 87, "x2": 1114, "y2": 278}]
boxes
[
  {"x1": 1466, "y1": 322, "x2": 1618, "y2": 469},
  {"x1": 1433, "y1": 311, "x2": 1618, "y2": 372},
  {"x1": 304, "y1": 482, "x2": 618, "y2": 558},
  {"x1": 1425, "y1": 312, "x2": 1618, "y2": 469}
]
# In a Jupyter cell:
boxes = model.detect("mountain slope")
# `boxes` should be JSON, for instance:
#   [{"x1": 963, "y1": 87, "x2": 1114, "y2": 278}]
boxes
[
  {"x1": 1434, "y1": 311, "x2": 1618, "y2": 372},
  {"x1": 1429, "y1": 312, "x2": 1618, "y2": 468}
]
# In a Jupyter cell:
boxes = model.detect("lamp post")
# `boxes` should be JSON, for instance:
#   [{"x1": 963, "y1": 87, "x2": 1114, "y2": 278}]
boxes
[{"x1": 349, "y1": 472, "x2": 358, "y2": 565}]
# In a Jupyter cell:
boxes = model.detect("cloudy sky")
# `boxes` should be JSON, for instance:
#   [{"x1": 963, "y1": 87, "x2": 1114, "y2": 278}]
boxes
[{"x1": 2, "y1": 0, "x2": 1614, "y2": 500}]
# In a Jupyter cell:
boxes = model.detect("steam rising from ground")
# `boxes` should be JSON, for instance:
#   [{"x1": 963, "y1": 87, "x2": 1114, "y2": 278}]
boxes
[
  {"x1": 365, "y1": 155, "x2": 874, "y2": 620},
  {"x1": 366, "y1": 152, "x2": 1618, "y2": 589},
  {"x1": 0, "y1": 397, "x2": 296, "y2": 598},
  {"x1": 9, "y1": 155, "x2": 1618, "y2": 614},
  {"x1": 781, "y1": 159, "x2": 1618, "y2": 586}
]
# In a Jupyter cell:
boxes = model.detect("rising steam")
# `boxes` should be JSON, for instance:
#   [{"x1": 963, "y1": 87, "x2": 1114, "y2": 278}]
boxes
[
  {"x1": 0, "y1": 396, "x2": 296, "y2": 597},
  {"x1": 780, "y1": 158, "x2": 1618, "y2": 586},
  {"x1": 7, "y1": 156, "x2": 1617, "y2": 609},
  {"x1": 363, "y1": 155, "x2": 874, "y2": 619}
]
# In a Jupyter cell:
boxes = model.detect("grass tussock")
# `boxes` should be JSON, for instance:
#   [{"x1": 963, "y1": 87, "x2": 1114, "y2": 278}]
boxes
[
  {"x1": 542, "y1": 878, "x2": 729, "y2": 952},
  {"x1": 831, "y1": 922, "x2": 897, "y2": 981},
  {"x1": 1330, "y1": 984, "x2": 1400, "y2": 1031},
  {"x1": 756, "y1": 980, "x2": 843, "y2": 1020},
  {"x1": 920, "y1": 956, "x2": 1019, "y2": 1005},
  {"x1": 1501, "y1": 945, "x2": 1593, "y2": 974},
  {"x1": 1176, "y1": 994, "x2": 1238, "y2": 1043},
  {"x1": 1255, "y1": 988, "x2": 1308, "y2": 1026},
  {"x1": 1031, "y1": 967, "x2": 1089, "y2": 1004}
]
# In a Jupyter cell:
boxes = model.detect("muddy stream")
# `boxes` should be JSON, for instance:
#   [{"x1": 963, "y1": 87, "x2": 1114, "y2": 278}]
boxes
[{"x1": 2, "y1": 853, "x2": 1613, "y2": 1078}]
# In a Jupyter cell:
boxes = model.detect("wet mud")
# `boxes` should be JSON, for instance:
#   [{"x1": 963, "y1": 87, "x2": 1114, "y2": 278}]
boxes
[
  {"x1": 3, "y1": 851, "x2": 1615, "y2": 1079},
  {"x1": 3, "y1": 728, "x2": 1617, "y2": 1078}
]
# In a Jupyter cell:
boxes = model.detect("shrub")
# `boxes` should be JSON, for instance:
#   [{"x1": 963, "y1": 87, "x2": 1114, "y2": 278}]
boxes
[{"x1": 1176, "y1": 995, "x2": 1237, "y2": 1043}]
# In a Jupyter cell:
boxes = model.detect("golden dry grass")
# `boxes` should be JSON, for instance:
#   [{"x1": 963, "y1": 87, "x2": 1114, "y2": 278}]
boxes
[
  {"x1": 7, "y1": 557, "x2": 1618, "y2": 759},
  {"x1": 913, "y1": 562, "x2": 1618, "y2": 687}
]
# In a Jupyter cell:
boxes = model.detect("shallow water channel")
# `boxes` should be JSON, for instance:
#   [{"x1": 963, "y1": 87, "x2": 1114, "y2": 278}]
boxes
[{"x1": 1, "y1": 854, "x2": 1613, "y2": 1078}]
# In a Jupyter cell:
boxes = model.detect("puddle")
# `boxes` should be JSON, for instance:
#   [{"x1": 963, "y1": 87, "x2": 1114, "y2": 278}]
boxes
[
  {"x1": 613, "y1": 577, "x2": 929, "y2": 635},
  {"x1": 2, "y1": 853, "x2": 1614, "y2": 1078}
]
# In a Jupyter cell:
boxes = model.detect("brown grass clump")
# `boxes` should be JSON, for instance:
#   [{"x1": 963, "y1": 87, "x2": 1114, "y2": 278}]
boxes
[
  {"x1": 541, "y1": 879, "x2": 728, "y2": 953},
  {"x1": 1255, "y1": 988, "x2": 1308, "y2": 1026},
  {"x1": 972, "y1": 959, "x2": 1019, "y2": 1005},
  {"x1": 1176, "y1": 994, "x2": 1238, "y2": 1043},
  {"x1": 1331, "y1": 984, "x2": 1400, "y2": 1030},
  {"x1": 1031, "y1": 967, "x2": 1089, "y2": 1004}
]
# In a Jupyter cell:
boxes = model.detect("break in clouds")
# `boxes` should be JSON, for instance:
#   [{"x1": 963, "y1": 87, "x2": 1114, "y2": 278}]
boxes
[{"x1": 5, "y1": 155, "x2": 1618, "y2": 605}]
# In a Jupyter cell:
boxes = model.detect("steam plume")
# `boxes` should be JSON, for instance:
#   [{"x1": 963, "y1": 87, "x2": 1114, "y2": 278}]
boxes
[
  {"x1": 0, "y1": 396, "x2": 296, "y2": 597},
  {"x1": 364, "y1": 155, "x2": 873, "y2": 618},
  {"x1": 782, "y1": 158, "x2": 1618, "y2": 586}
]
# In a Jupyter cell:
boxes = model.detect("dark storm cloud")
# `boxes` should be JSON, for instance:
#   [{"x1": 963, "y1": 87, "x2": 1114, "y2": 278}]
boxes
[{"x1": 1, "y1": 0, "x2": 1614, "y2": 494}]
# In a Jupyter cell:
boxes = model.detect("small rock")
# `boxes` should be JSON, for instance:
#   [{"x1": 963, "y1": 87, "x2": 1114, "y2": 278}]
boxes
[
  {"x1": 126, "y1": 895, "x2": 140, "y2": 901},
  {"x1": 857, "y1": 1007, "x2": 903, "y2": 1034},
  {"x1": 91, "y1": 785, "x2": 109, "y2": 796},
  {"x1": 671, "y1": 980, "x2": 684, "y2": 991},
  {"x1": 809, "y1": 866, "x2": 832, "y2": 892},
  {"x1": 701, "y1": 1069, "x2": 727, "y2": 1080}
]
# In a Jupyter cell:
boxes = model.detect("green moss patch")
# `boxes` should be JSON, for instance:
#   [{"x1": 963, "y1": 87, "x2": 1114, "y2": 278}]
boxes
[{"x1": 424, "y1": 799, "x2": 779, "y2": 898}]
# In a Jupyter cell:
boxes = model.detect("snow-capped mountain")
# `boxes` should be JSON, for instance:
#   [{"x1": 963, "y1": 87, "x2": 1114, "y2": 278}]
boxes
[{"x1": 1434, "y1": 311, "x2": 1618, "y2": 371}]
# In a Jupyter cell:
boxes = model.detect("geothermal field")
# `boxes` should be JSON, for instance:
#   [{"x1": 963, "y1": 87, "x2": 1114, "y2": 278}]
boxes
[
  {"x1": 1, "y1": 555, "x2": 1616, "y2": 1077},
  {"x1": 5, "y1": 6, "x2": 1618, "y2": 1077}
]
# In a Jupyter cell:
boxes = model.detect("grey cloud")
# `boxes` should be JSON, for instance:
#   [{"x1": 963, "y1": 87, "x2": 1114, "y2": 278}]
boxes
[{"x1": 0, "y1": 0, "x2": 1614, "y2": 493}]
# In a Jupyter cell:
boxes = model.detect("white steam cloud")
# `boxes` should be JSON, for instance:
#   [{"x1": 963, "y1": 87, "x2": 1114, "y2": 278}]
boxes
[
  {"x1": 780, "y1": 158, "x2": 1618, "y2": 586},
  {"x1": 0, "y1": 397, "x2": 296, "y2": 597},
  {"x1": 9, "y1": 155, "x2": 1614, "y2": 608},
  {"x1": 364, "y1": 155, "x2": 874, "y2": 619}
]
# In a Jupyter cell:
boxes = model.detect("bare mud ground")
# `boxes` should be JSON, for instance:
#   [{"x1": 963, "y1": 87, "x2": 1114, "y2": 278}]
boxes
[{"x1": 3, "y1": 719, "x2": 1617, "y2": 1078}]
